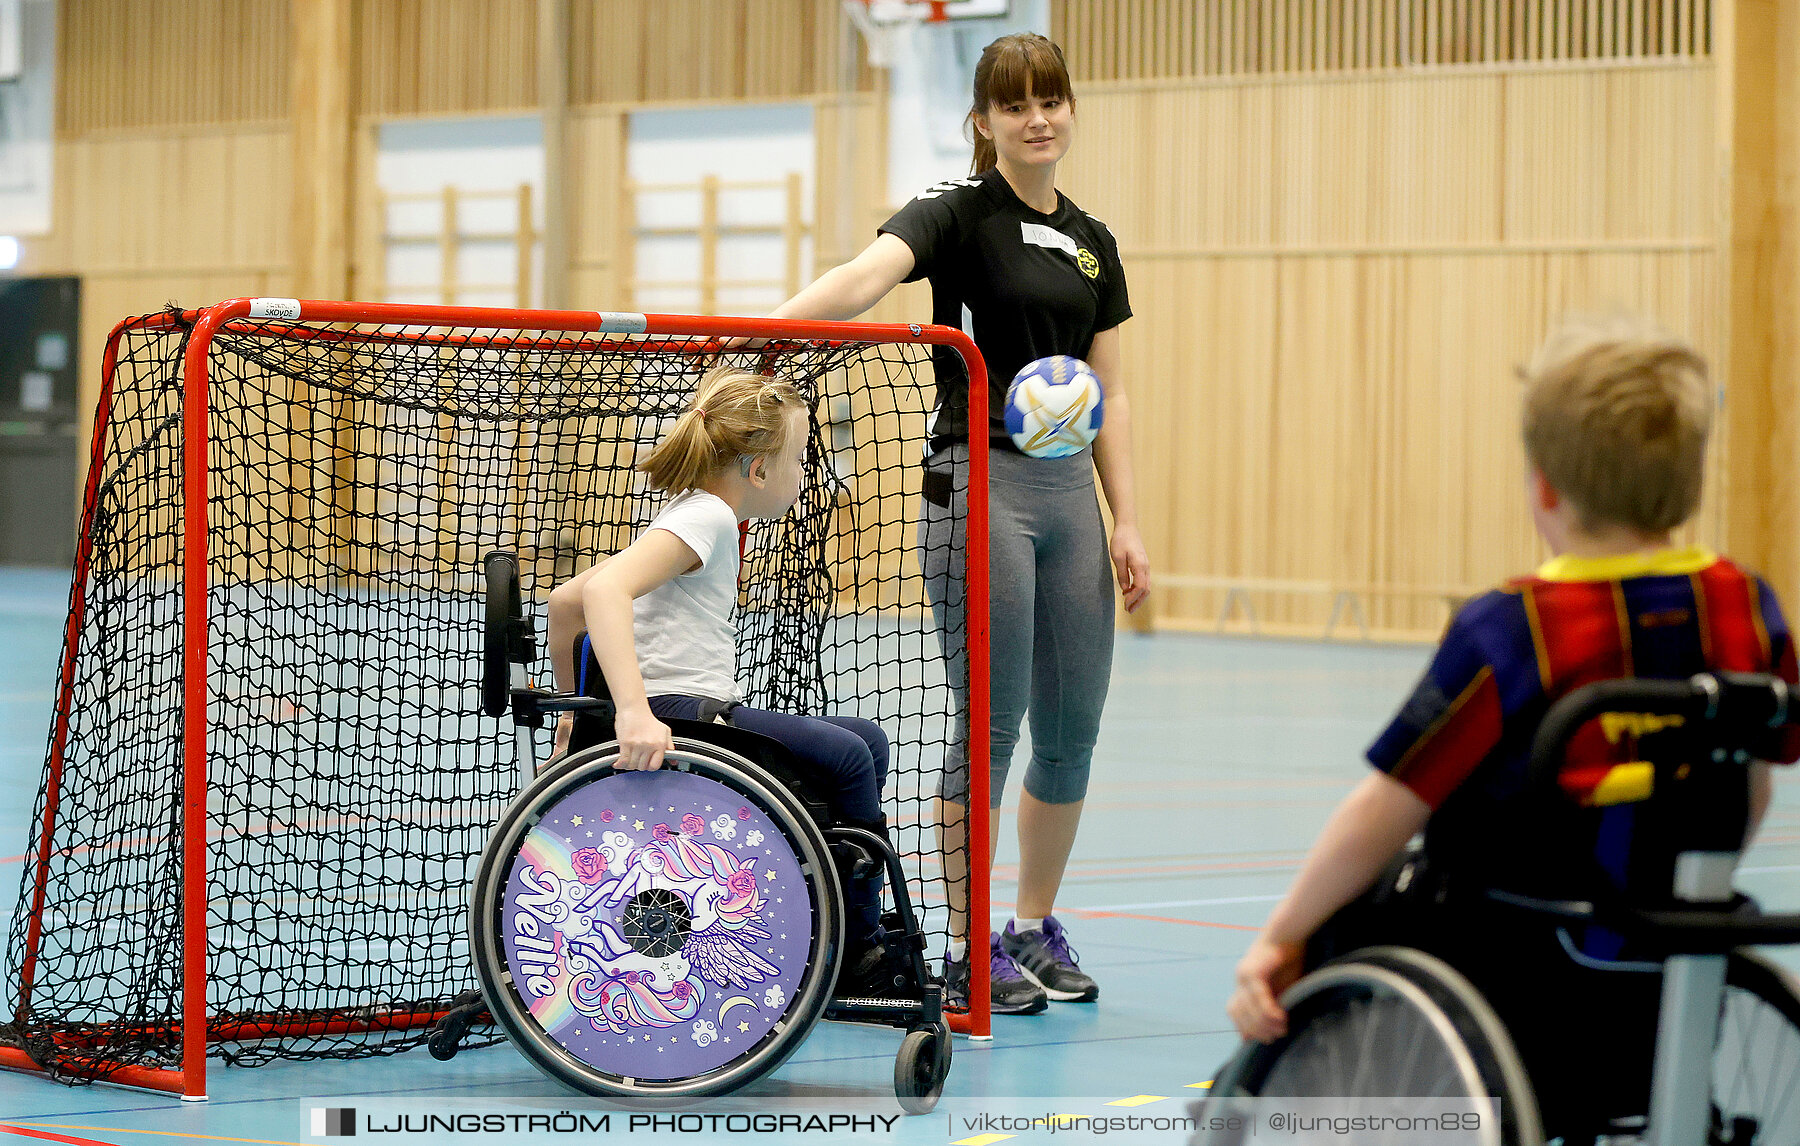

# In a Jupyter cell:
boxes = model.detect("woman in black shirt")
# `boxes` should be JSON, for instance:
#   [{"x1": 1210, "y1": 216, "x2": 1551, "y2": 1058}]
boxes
[{"x1": 769, "y1": 32, "x2": 1150, "y2": 1016}]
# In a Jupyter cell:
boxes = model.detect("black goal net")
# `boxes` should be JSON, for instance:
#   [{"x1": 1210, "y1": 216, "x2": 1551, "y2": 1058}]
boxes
[{"x1": 0, "y1": 303, "x2": 984, "y2": 1089}]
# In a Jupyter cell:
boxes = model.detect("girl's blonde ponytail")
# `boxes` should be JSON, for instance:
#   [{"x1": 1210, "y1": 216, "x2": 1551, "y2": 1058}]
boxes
[{"x1": 639, "y1": 365, "x2": 805, "y2": 492}]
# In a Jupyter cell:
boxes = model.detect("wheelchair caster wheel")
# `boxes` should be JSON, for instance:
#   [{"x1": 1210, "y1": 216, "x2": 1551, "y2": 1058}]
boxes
[
  {"x1": 894, "y1": 1023, "x2": 951, "y2": 1115},
  {"x1": 427, "y1": 1028, "x2": 462, "y2": 1061},
  {"x1": 428, "y1": 1007, "x2": 482, "y2": 1061}
]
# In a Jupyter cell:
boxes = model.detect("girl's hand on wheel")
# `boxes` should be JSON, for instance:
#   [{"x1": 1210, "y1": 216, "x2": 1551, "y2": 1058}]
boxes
[
  {"x1": 1227, "y1": 936, "x2": 1304, "y2": 1043},
  {"x1": 613, "y1": 705, "x2": 674, "y2": 771}
]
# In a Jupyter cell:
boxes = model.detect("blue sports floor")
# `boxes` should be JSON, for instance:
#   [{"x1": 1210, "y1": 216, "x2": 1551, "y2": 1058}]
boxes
[{"x1": 1, "y1": 566, "x2": 1795, "y2": 1143}]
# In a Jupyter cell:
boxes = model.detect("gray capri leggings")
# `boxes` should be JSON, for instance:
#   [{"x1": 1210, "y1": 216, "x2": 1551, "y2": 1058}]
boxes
[{"x1": 918, "y1": 443, "x2": 1116, "y2": 808}]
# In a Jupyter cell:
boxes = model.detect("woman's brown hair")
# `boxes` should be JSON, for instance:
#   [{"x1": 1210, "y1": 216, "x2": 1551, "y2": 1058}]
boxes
[
  {"x1": 967, "y1": 33, "x2": 1075, "y2": 175},
  {"x1": 638, "y1": 365, "x2": 805, "y2": 493}
]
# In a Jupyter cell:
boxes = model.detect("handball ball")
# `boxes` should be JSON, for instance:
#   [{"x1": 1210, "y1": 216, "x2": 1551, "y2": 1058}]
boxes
[{"x1": 1005, "y1": 356, "x2": 1104, "y2": 458}]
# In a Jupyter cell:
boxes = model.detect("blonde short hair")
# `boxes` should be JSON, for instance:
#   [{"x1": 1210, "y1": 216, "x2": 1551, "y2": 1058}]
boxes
[
  {"x1": 638, "y1": 365, "x2": 805, "y2": 494},
  {"x1": 1520, "y1": 315, "x2": 1713, "y2": 533}
]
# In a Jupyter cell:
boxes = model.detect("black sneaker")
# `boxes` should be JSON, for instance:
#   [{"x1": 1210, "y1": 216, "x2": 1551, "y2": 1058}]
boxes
[
  {"x1": 837, "y1": 932, "x2": 910, "y2": 999},
  {"x1": 1000, "y1": 915, "x2": 1098, "y2": 1002},
  {"x1": 943, "y1": 932, "x2": 1048, "y2": 1015}
]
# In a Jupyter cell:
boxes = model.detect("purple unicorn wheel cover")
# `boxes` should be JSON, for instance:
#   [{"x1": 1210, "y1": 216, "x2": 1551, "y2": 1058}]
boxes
[{"x1": 498, "y1": 768, "x2": 821, "y2": 1081}]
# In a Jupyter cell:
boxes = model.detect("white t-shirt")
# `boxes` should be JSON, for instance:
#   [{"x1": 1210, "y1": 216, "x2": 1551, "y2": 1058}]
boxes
[{"x1": 632, "y1": 490, "x2": 742, "y2": 703}]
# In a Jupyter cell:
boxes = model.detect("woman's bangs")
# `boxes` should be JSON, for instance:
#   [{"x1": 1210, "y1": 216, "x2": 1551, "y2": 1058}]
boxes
[{"x1": 986, "y1": 40, "x2": 1072, "y2": 106}]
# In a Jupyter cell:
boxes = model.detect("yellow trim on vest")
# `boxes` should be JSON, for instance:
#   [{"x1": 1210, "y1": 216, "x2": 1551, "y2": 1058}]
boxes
[
  {"x1": 1536, "y1": 545, "x2": 1717, "y2": 583},
  {"x1": 1588, "y1": 761, "x2": 1656, "y2": 807}
]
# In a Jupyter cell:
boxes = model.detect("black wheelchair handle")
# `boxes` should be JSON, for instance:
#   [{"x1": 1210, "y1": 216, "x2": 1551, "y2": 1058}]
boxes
[
  {"x1": 482, "y1": 550, "x2": 544, "y2": 719},
  {"x1": 1624, "y1": 905, "x2": 1800, "y2": 951},
  {"x1": 1488, "y1": 888, "x2": 1800, "y2": 952},
  {"x1": 1527, "y1": 671, "x2": 1794, "y2": 793}
]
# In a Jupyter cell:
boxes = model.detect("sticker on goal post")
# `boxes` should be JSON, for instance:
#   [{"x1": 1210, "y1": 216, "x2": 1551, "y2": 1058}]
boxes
[
  {"x1": 249, "y1": 298, "x2": 303, "y2": 321},
  {"x1": 595, "y1": 311, "x2": 648, "y2": 334}
]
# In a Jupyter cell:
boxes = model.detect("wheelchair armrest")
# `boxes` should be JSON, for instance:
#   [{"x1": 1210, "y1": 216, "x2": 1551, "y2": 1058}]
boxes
[
  {"x1": 1485, "y1": 887, "x2": 1800, "y2": 952},
  {"x1": 1614, "y1": 903, "x2": 1800, "y2": 953},
  {"x1": 1483, "y1": 887, "x2": 1599, "y2": 922},
  {"x1": 507, "y1": 689, "x2": 614, "y2": 729}
]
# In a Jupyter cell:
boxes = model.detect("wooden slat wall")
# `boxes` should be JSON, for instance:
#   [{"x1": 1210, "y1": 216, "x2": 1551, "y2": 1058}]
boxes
[
  {"x1": 1054, "y1": 0, "x2": 1711, "y2": 80},
  {"x1": 57, "y1": 1, "x2": 869, "y2": 131},
  {"x1": 35, "y1": 0, "x2": 1758, "y2": 642},
  {"x1": 1056, "y1": 62, "x2": 1719, "y2": 637},
  {"x1": 27, "y1": 125, "x2": 295, "y2": 483},
  {"x1": 570, "y1": 0, "x2": 872, "y2": 105},
  {"x1": 357, "y1": 0, "x2": 539, "y2": 117},
  {"x1": 58, "y1": 0, "x2": 290, "y2": 133},
  {"x1": 566, "y1": 108, "x2": 631, "y2": 307}
]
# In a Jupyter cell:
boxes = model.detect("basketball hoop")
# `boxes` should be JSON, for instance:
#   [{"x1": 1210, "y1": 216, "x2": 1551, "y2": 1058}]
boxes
[{"x1": 844, "y1": 0, "x2": 1010, "y2": 67}]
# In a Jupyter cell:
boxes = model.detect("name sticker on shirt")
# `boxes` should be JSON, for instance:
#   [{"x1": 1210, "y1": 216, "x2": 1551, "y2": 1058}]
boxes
[{"x1": 1019, "y1": 222, "x2": 1078, "y2": 258}]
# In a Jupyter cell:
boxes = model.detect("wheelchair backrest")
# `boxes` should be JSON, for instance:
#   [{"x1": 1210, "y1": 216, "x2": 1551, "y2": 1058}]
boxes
[{"x1": 1524, "y1": 672, "x2": 1790, "y2": 911}]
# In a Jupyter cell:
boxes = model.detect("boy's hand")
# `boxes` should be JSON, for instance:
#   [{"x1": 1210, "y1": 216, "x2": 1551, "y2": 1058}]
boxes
[
  {"x1": 613, "y1": 705, "x2": 674, "y2": 771},
  {"x1": 1227, "y1": 936, "x2": 1306, "y2": 1043}
]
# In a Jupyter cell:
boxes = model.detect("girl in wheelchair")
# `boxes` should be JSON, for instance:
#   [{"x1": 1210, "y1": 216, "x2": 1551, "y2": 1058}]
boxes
[
  {"x1": 543, "y1": 364, "x2": 903, "y2": 998},
  {"x1": 1225, "y1": 318, "x2": 1800, "y2": 1142}
]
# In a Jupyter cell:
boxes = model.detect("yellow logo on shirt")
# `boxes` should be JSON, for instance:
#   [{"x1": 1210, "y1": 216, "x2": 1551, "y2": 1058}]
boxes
[{"x1": 1076, "y1": 247, "x2": 1100, "y2": 279}]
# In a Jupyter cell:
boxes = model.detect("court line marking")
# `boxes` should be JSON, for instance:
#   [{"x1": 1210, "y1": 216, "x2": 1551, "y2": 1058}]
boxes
[
  {"x1": 1064, "y1": 894, "x2": 1283, "y2": 912},
  {"x1": 1039, "y1": 906, "x2": 1258, "y2": 932},
  {"x1": 1104, "y1": 1094, "x2": 1170, "y2": 1107},
  {"x1": 6, "y1": 1123, "x2": 310, "y2": 1146},
  {"x1": 2, "y1": 1128, "x2": 123, "y2": 1146},
  {"x1": 990, "y1": 856, "x2": 1308, "y2": 880}
]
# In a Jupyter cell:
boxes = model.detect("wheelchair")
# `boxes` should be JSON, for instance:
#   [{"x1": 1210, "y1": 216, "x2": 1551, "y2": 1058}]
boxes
[
  {"x1": 428, "y1": 552, "x2": 952, "y2": 1112},
  {"x1": 1196, "y1": 672, "x2": 1800, "y2": 1146}
]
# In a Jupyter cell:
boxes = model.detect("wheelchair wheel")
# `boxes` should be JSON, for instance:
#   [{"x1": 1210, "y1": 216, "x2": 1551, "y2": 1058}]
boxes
[
  {"x1": 1710, "y1": 950, "x2": 1800, "y2": 1146},
  {"x1": 894, "y1": 1023, "x2": 951, "y2": 1115},
  {"x1": 1198, "y1": 947, "x2": 1541, "y2": 1146},
  {"x1": 471, "y1": 736, "x2": 845, "y2": 1099}
]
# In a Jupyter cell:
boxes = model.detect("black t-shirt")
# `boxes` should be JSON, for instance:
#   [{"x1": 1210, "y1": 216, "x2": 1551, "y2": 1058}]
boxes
[{"x1": 878, "y1": 167, "x2": 1131, "y2": 453}]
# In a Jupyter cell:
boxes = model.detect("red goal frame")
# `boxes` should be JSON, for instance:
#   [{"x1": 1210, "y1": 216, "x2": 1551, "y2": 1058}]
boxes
[{"x1": 2, "y1": 299, "x2": 992, "y2": 1099}]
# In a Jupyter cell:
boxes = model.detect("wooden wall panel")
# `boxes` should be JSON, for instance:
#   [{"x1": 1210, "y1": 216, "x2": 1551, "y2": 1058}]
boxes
[
  {"x1": 56, "y1": 1, "x2": 869, "y2": 131},
  {"x1": 1268, "y1": 76, "x2": 1504, "y2": 247},
  {"x1": 814, "y1": 94, "x2": 886, "y2": 271},
  {"x1": 28, "y1": 126, "x2": 296, "y2": 489},
  {"x1": 1718, "y1": 0, "x2": 1800, "y2": 604},
  {"x1": 36, "y1": 1, "x2": 1753, "y2": 642},
  {"x1": 1502, "y1": 65, "x2": 1714, "y2": 242},
  {"x1": 46, "y1": 128, "x2": 293, "y2": 277},
  {"x1": 356, "y1": 0, "x2": 539, "y2": 117},
  {"x1": 570, "y1": 0, "x2": 870, "y2": 106},
  {"x1": 1059, "y1": 62, "x2": 1718, "y2": 639},
  {"x1": 1054, "y1": 0, "x2": 1712, "y2": 81},
  {"x1": 567, "y1": 109, "x2": 629, "y2": 306},
  {"x1": 58, "y1": 0, "x2": 290, "y2": 134}
]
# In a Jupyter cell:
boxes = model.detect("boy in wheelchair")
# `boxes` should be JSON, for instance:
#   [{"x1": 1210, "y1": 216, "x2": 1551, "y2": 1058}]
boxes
[
  {"x1": 1226, "y1": 317, "x2": 1800, "y2": 1140},
  {"x1": 544, "y1": 365, "x2": 910, "y2": 1000}
]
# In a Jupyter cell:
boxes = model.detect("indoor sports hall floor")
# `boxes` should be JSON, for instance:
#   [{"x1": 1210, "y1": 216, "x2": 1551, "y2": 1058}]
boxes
[{"x1": 2, "y1": 566, "x2": 1796, "y2": 1143}]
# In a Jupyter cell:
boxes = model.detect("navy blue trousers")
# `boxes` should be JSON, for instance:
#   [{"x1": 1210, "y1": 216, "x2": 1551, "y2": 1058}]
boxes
[{"x1": 648, "y1": 695, "x2": 890, "y2": 944}]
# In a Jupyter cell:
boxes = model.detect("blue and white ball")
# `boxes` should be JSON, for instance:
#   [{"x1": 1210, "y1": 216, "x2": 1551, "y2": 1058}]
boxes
[{"x1": 1005, "y1": 356, "x2": 1104, "y2": 459}]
